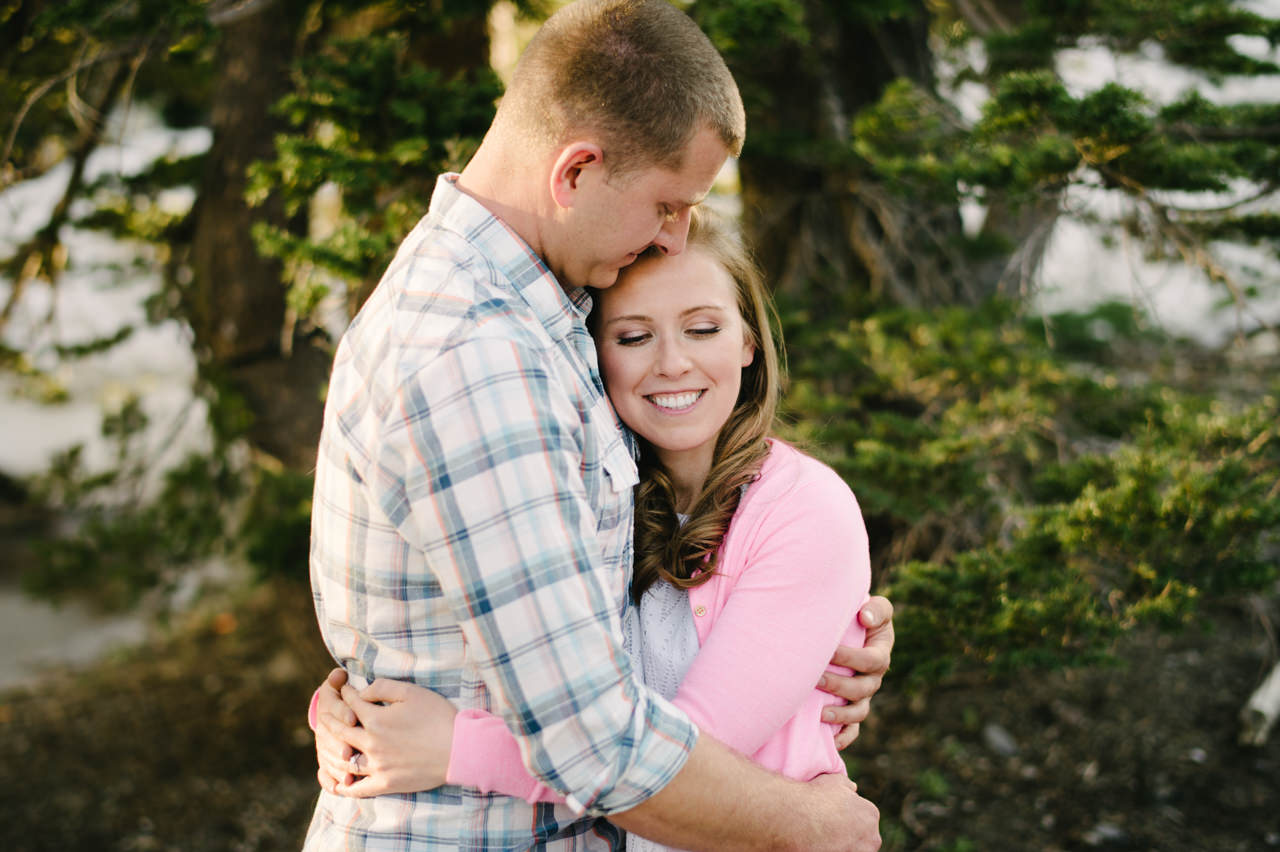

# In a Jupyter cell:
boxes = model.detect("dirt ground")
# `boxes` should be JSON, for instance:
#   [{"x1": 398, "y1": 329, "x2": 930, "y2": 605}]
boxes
[{"x1": 2, "y1": 579, "x2": 1277, "y2": 852}]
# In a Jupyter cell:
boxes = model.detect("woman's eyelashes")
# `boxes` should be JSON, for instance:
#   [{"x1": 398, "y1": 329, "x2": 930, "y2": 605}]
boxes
[{"x1": 614, "y1": 324, "x2": 721, "y2": 346}]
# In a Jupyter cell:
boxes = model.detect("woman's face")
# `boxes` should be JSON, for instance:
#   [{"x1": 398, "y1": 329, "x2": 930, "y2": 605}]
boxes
[{"x1": 592, "y1": 247, "x2": 754, "y2": 481}]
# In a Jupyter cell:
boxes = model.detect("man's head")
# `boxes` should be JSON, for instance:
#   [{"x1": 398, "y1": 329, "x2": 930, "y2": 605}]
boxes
[
  {"x1": 475, "y1": 0, "x2": 745, "y2": 289},
  {"x1": 497, "y1": 0, "x2": 745, "y2": 175}
]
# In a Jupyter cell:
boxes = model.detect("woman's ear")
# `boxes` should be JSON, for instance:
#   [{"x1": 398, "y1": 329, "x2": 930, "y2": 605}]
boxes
[
  {"x1": 549, "y1": 141, "x2": 606, "y2": 210},
  {"x1": 741, "y1": 341, "x2": 755, "y2": 368}
]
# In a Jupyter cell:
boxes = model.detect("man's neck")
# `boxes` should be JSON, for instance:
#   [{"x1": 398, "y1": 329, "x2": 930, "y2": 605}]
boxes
[{"x1": 456, "y1": 141, "x2": 550, "y2": 262}]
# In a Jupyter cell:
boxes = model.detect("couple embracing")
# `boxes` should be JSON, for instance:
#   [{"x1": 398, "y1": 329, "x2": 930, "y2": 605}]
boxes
[{"x1": 303, "y1": 1, "x2": 893, "y2": 850}]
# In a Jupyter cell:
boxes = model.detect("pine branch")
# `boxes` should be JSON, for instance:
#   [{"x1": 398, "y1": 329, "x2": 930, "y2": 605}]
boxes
[
  {"x1": 207, "y1": 0, "x2": 283, "y2": 27},
  {"x1": 0, "y1": 55, "x2": 134, "y2": 332},
  {"x1": 1, "y1": 42, "x2": 139, "y2": 181}
]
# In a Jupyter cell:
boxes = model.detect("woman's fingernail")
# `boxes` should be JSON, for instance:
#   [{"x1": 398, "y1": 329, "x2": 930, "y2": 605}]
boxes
[
  {"x1": 818, "y1": 675, "x2": 829, "y2": 689},
  {"x1": 823, "y1": 709, "x2": 835, "y2": 722}
]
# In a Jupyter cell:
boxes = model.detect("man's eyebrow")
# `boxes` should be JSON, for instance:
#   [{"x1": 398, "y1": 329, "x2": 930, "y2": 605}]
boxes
[{"x1": 666, "y1": 192, "x2": 709, "y2": 210}]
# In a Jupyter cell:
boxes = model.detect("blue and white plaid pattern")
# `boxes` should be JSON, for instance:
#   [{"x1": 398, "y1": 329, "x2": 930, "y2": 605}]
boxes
[{"x1": 304, "y1": 175, "x2": 697, "y2": 851}]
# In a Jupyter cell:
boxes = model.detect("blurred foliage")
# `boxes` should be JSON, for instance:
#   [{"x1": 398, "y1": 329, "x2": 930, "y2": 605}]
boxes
[
  {"x1": 780, "y1": 294, "x2": 1279, "y2": 681},
  {"x1": 246, "y1": 30, "x2": 501, "y2": 318},
  {"x1": 26, "y1": 395, "x2": 242, "y2": 609},
  {"x1": 1, "y1": 0, "x2": 1278, "y2": 691},
  {"x1": 692, "y1": 0, "x2": 1279, "y2": 314}
]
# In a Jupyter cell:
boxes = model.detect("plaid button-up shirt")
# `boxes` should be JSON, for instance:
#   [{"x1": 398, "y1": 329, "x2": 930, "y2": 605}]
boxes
[{"x1": 304, "y1": 175, "x2": 696, "y2": 851}]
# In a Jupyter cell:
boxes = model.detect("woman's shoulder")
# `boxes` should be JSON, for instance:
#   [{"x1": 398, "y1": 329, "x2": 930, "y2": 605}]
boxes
[{"x1": 751, "y1": 439, "x2": 858, "y2": 509}]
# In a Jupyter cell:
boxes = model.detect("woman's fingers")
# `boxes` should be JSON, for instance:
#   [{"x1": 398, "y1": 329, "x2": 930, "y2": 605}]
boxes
[
  {"x1": 340, "y1": 682, "x2": 387, "y2": 729},
  {"x1": 321, "y1": 704, "x2": 373, "y2": 754},
  {"x1": 359, "y1": 677, "x2": 414, "y2": 705},
  {"x1": 334, "y1": 774, "x2": 390, "y2": 798},
  {"x1": 317, "y1": 679, "x2": 357, "y2": 727},
  {"x1": 325, "y1": 667, "x2": 349, "y2": 690},
  {"x1": 317, "y1": 737, "x2": 356, "y2": 779}
]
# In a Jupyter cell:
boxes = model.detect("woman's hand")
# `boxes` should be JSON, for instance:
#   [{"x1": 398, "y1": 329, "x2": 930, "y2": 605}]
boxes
[
  {"x1": 314, "y1": 668, "x2": 359, "y2": 793},
  {"x1": 316, "y1": 674, "x2": 459, "y2": 798},
  {"x1": 818, "y1": 595, "x2": 894, "y2": 749}
]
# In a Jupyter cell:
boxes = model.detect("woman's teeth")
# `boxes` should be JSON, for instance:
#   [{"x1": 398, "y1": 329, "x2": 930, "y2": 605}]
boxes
[{"x1": 649, "y1": 391, "x2": 702, "y2": 410}]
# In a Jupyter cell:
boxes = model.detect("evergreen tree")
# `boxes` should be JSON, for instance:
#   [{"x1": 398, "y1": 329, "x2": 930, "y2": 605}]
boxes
[
  {"x1": 695, "y1": 0, "x2": 1280, "y2": 320},
  {"x1": 687, "y1": 0, "x2": 1280, "y2": 676},
  {"x1": 1, "y1": 0, "x2": 1276, "y2": 682}
]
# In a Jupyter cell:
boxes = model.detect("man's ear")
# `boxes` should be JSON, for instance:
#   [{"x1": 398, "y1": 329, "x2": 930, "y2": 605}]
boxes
[{"x1": 549, "y1": 141, "x2": 606, "y2": 210}]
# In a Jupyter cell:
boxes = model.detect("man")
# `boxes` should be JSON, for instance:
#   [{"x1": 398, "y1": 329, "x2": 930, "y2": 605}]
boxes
[{"x1": 306, "y1": 1, "x2": 890, "y2": 849}]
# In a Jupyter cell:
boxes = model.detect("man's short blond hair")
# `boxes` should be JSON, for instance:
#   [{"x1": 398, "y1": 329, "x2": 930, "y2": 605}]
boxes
[{"x1": 497, "y1": 0, "x2": 745, "y2": 175}]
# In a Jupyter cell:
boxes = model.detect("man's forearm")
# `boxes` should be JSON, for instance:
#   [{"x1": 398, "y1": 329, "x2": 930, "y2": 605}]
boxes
[{"x1": 610, "y1": 734, "x2": 880, "y2": 852}]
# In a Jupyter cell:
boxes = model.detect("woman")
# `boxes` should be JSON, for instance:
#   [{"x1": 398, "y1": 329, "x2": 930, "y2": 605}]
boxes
[{"x1": 311, "y1": 209, "x2": 876, "y2": 846}]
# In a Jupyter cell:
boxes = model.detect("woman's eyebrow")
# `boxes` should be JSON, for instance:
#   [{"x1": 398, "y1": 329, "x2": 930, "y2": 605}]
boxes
[
  {"x1": 602, "y1": 313, "x2": 652, "y2": 326},
  {"x1": 679, "y1": 304, "x2": 727, "y2": 316},
  {"x1": 602, "y1": 304, "x2": 730, "y2": 326}
]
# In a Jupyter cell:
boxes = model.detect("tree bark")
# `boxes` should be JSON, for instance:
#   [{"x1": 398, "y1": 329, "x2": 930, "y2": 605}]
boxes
[{"x1": 186, "y1": 0, "x2": 329, "y2": 470}]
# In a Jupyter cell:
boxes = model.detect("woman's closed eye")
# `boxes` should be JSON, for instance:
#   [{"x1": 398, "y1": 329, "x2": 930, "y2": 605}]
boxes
[
  {"x1": 616, "y1": 332, "x2": 651, "y2": 346},
  {"x1": 688, "y1": 325, "x2": 721, "y2": 338}
]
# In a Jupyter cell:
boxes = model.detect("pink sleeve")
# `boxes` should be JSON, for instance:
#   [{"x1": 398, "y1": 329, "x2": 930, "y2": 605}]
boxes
[
  {"x1": 447, "y1": 709, "x2": 563, "y2": 803},
  {"x1": 672, "y1": 466, "x2": 870, "y2": 758}
]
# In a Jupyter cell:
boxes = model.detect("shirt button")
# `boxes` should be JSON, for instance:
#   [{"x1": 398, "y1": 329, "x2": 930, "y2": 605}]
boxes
[{"x1": 694, "y1": 606, "x2": 707, "y2": 617}]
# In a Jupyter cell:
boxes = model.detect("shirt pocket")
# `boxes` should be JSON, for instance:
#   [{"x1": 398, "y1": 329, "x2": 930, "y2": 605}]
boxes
[{"x1": 591, "y1": 394, "x2": 638, "y2": 494}]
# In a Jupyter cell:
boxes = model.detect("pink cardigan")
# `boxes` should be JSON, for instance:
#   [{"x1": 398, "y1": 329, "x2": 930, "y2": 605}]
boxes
[{"x1": 445, "y1": 439, "x2": 872, "y2": 801}]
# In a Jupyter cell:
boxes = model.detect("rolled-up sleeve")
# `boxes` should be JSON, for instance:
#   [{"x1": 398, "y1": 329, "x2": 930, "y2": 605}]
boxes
[{"x1": 376, "y1": 334, "x2": 696, "y2": 814}]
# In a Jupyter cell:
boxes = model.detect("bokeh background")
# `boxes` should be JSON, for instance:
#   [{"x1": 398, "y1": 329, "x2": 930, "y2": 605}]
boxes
[{"x1": 1, "y1": 1, "x2": 1278, "y2": 849}]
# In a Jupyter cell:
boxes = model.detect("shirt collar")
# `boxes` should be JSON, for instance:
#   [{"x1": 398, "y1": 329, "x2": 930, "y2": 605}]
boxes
[{"x1": 428, "y1": 173, "x2": 592, "y2": 343}]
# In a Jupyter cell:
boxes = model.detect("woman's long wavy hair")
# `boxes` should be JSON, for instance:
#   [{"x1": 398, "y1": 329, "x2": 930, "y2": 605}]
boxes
[{"x1": 619, "y1": 207, "x2": 784, "y2": 603}]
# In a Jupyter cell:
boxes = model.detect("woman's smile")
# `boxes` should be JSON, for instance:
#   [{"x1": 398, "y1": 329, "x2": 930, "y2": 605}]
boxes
[{"x1": 646, "y1": 390, "x2": 705, "y2": 412}]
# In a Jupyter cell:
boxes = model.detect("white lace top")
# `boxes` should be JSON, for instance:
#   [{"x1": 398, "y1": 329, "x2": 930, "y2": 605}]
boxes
[{"x1": 622, "y1": 514, "x2": 701, "y2": 852}]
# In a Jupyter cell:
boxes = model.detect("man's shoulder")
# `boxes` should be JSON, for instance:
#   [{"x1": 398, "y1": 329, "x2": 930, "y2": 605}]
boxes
[{"x1": 349, "y1": 225, "x2": 549, "y2": 369}]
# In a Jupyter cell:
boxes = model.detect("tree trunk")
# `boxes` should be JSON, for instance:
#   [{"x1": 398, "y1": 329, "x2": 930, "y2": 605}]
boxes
[
  {"x1": 186, "y1": 0, "x2": 329, "y2": 470},
  {"x1": 726, "y1": 0, "x2": 1057, "y2": 312}
]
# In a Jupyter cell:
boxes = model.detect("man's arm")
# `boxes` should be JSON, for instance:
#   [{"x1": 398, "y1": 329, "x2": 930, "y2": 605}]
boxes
[
  {"x1": 385, "y1": 336, "x2": 695, "y2": 811},
  {"x1": 612, "y1": 735, "x2": 880, "y2": 852}
]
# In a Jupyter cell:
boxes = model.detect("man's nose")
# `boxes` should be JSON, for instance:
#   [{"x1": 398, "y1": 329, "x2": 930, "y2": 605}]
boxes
[{"x1": 650, "y1": 207, "x2": 692, "y2": 256}]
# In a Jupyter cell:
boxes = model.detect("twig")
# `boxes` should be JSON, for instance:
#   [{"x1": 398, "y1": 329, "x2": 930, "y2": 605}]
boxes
[
  {"x1": 0, "y1": 43, "x2": 138, "y2": 179},
  {"x1": 207, "y1": 0, "x2": 283, "y2": 27},
  {"x1": 1, "y1": 57, "x2": 133, "y2": 332}
]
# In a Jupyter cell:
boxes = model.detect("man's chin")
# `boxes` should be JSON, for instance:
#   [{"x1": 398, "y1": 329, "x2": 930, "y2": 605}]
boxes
[{"x1": 589, "y1": 269, "x2": 623, "y2": 289}]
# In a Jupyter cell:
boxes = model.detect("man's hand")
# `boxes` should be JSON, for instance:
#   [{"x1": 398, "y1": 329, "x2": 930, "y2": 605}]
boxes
[
  {"x1": 819, "y1": 595, "x2": 894, "y2": 748},
  {"x1": 612, "y1": 735, "x2": 880, "y2": 852}
]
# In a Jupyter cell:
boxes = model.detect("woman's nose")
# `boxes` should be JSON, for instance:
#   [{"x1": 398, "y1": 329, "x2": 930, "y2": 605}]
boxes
[{"x1": 654, "y1": 339, "x2": 692, "y2": 376}]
